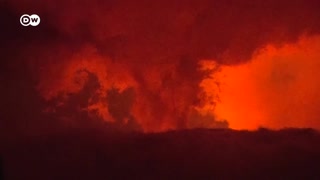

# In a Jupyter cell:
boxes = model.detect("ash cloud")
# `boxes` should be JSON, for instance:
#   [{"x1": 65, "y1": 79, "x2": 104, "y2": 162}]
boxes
[{"x1": 2, "y1": 0, "x2": 320, "y2": 132}]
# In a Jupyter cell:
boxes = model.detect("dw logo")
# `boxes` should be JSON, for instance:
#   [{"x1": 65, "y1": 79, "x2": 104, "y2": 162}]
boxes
[{"x1": 20, "y1": 14, "x2": 40, "y2": 26}]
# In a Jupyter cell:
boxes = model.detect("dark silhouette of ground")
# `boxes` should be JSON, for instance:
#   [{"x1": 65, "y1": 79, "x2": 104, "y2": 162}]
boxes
[
  {"x1": 1, "y1": 128, "x2": 320, "y2": 179},
  {"x1": 0, "y1": 159, "x2": 3, "y2": 180}
]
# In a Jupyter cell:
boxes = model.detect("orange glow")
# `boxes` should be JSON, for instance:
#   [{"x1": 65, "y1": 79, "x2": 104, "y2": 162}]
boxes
[
  {"x1": 205, "y1": 35, "x2": 320, "y2": 130},
  {"x1": 35, "y1": 36, "x2": 320, "y2": 132}
]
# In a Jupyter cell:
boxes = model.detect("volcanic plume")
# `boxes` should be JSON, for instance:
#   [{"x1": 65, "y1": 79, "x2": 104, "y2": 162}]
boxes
[
  {"x1": 2, "y1": 0, "x2": 320, "y2": 133},
  {"x1": 206, "y1": 35, "x2": 320, "y2": 130}
]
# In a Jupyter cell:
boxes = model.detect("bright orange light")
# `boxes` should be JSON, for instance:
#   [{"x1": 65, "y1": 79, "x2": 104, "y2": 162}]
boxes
[{"x1": 205, "y1": 35, "x2": 320, "y2": 130}]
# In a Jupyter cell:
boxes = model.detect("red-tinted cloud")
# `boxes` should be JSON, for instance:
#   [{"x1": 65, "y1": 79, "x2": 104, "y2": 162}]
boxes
[{"x1": 2, "y1": 0, "x2": 320, "y2": 132}]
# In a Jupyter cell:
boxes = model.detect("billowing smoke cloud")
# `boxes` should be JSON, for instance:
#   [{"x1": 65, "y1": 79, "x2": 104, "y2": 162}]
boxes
[
  {"x1": 211, "y1": 35, "x2": 320, "y2": 130},
  {"x1": 2, "y1": 0, "x2": 320, "y2": 132}
]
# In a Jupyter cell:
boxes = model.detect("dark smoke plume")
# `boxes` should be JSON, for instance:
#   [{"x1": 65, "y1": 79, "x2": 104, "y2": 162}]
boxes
[{"x1": 1, "y1": 0, "x2": 320, "y2": 132}]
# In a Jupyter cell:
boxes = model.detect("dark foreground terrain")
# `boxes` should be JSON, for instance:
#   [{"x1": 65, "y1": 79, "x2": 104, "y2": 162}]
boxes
[{"x1": 1, "y1": 128, "x2": 320, "y2": 179}]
